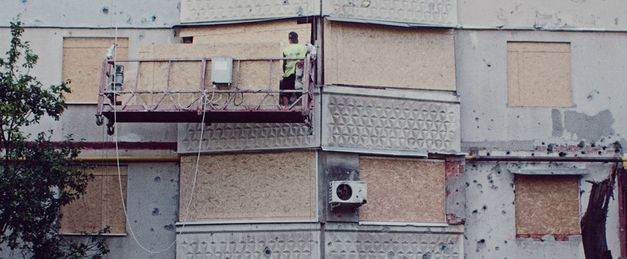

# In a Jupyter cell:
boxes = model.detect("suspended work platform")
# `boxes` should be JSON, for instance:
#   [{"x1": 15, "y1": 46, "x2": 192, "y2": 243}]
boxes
[{"x1": 95, "y1": 55, "x2": 316, "y2": 134}]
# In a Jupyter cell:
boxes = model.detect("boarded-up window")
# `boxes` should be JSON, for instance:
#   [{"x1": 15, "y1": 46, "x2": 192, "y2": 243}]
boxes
[
  {"x1": 62, "y1": 38, "x2": 129, "y2": 103},
  {"x1": 324, "y1": 21, "x2": 456, "y2": 91},
  {"x1": 507, "y1": 42, "x2": 572, "y2": 107},
  {"x1": 359, "y1": 157, "x2": 445, "y2": 223},
  {"x1": 515, "y1": 175, "x2": 580, "y2": 235},
  {"x1": 60, "y1": 166, "x2": 127, "y2": 234},
  {"x1": 179, "y1": 152, "x2": 316, "y2": 221}
]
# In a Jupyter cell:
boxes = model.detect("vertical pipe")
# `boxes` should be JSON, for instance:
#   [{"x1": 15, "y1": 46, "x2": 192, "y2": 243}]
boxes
[
  {"x1": 198, "y1": 59, "x2": 207, "y2": 114},
  {"x1": 96, "y1": 59, "x2": 109, "y2": 116}
]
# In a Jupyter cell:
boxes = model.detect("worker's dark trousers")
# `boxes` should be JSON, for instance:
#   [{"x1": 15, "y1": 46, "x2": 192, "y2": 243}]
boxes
[{"x1": 280, "y1": 74, "x2": 296, "y2": 101}]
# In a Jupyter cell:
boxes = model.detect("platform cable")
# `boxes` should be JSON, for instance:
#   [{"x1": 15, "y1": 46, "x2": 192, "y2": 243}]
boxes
[{"x1": 108, "y1": 0, "x2": 209, "y2": 254}]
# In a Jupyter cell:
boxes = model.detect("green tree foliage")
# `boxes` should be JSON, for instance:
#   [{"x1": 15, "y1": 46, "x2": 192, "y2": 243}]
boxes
[{"x1": 0, "y1": 22, "x2": 108, "y2": 258}]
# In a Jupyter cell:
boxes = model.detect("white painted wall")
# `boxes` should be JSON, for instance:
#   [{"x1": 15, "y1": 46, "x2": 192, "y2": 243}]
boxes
[
  {"x1": 458, "y1": 0, "x2": 627, "y2": 30},
  {"x1": 0, "y1": 0, "x2": 179, "y2": 28},
  {"x1": 0, "y1": 27, "x2": 178, "y2": 142}
]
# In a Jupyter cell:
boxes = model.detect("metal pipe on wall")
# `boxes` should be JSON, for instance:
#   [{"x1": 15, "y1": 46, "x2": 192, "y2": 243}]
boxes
[{"x1": 466, "y1": 155, "x2": 626, "y2": 164}]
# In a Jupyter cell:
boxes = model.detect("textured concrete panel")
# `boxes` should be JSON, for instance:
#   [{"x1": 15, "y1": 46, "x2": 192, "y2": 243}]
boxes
[
  {"x1": 322, "y1": 88, "x2": 460, "y2": 155},
  {"x1": 180, "y1": 0, "x2": 320, "y2": 24},
  {"x1": 178, "y1": 95, "x2": 319, "y2": 153},
  {"x1": 176, "y1": 224, "x2": 320, "y2": 258},
  {"x1": 0, "y1": 0, "x2": 179, "y2": 28},
  {"x1": 179, "y1": 122, "x2": 316, "y2": 153},
  {"x1": 323, "y1": 0, "x2": 457, "y2": 25},
  {"x1": 175, "y1": 223, "x2": 462, "y2": 258},
  {"x1": 324, "y1": 21, "x2": 456, "y2": 91},
  {"x1": 507, "y1": 42, "x2": 572, "y2": 107},
  {"x1": 359, "y1": 157, "x2": 445, "y2": 223},
  {"x1": 179, "y1": 152, "x2": 317, "y2": 221},
  {"x1": 458, "y1": 0, "x2": 627, "y2": 30},
  {"x1": 325, "y1": 229, "x2": 462, "y2": 258}
]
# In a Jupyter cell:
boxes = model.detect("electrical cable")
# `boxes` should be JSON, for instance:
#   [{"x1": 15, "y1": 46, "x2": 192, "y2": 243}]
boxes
[{"x1": 108, "y1": 0, "x2": 208, "y2": 254}]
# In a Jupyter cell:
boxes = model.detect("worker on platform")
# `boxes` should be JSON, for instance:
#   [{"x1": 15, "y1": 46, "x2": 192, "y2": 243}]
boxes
[{"x1": 280, "y1": 31, "x2": 308, "y2": 106}]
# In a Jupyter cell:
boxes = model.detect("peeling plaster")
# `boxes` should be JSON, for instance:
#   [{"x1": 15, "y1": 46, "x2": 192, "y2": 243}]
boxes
[
  {"x1": 552, "y1": 109, "x2": 564, "y2": 137},
  {"x1": 564, "y1": 110, "x2": 615, "y2": 142}
]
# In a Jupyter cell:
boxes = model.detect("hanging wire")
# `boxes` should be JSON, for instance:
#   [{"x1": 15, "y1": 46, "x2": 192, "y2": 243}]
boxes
[{"x1": 109, "y1": 0, "x2": 208, "y2": 254}]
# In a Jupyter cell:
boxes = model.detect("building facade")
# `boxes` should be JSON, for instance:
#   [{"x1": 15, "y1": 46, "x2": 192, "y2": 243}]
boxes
[{"x1": 0, "y1": 0, "x2": 625, "y2": 258}]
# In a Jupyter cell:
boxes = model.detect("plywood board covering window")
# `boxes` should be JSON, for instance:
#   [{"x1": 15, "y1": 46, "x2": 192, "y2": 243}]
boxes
[
  {"x1": 63, "y1": 38, "x2": 129, "y2": 103},
  {"x1": 137, "y1": 42, "x2": 282, "y2": 108},
  {"x1": 359, "y1": 157, "x2": 445, "y2": 223},
  {"x1": 324, "y1": 21, "x2": 456, "y2": 91},
  {"x1": 178, "y1": 19, "x2": 311, "y2": 47},
  {"x1": 507, "y1": 42, "x2": 572, "y2": 107},
  {"x1": 60, "y1": 166, "x2": 127, "y2": 234},
  {"x1": 179, "y1": 151, "x2": 316, "y2": 221},
  {"x1": 515, "y1": 175, "x2": 580, "y2": 235}
]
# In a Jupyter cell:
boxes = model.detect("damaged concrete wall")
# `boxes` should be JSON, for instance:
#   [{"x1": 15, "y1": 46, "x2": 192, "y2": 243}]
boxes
[
  {"x1": 0, "y1": 28, "x2": 177, "y2": 143},
  {"x1": 180, "y1": 0, "x2": 319, "y2": 24},
  {"x1": 457, "y1": 29, "x2": 624, "y2": 258},
  {"x1": 324, "y1": 21, "x2": 456, "y2": 91},
  {"x1": 322, "y1": 0, "x2": 457, "y2": 26},
  {"x1": 458, "y1": 0, "x2": 627, "y2": 30},
  {"x1": 0, "y1": 26, "x2": 179, "y2": 258},
  {"x1": 457, "y1": 30, "x2": 627, "y2": 146},
  {"x1": 464, "y1": 162, "x2": 620, "y2": 258},
  {"x1": 0, "y1": 0, "x2": 179, "y2": 28},
  {"x1": 103, "y1": 162, "x2": 179, "y2": 259}
]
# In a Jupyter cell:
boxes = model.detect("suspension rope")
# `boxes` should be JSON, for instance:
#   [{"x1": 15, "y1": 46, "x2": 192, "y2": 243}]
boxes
[{"x1": 109, "y1": 0, "x2": 208, "y2": 254}]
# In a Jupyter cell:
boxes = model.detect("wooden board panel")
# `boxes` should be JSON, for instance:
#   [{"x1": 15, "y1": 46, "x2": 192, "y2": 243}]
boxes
[
  {"x1": 508, "y1": 42, "x2": 572, "y2": 107},
  {"x1": 60, "y1": 166, "x2": 127, "y2": 234},
  {"x1": 178, "y1": 19, "x2": 311, "y2": 48},
  {"x1": 179, "y1": 151, "x2": 316, "y2": 221},
  {"x1": 60, "y1": 174, "x2": 103, "y2": 233},
  {"x1": 324, "y1": 21, "x2": 456, "y2": 91},
  {"x1": 63, "y1": 38, "x2": 128, "y2": 103},
  {"x1": 102, "y1": 174, "x2": 127, "y2": 234},
  {"x1": 515, "y1": 175, "x2": 580, "y2": 235},
  {"x1": 359, "y1": 157, "x2": 446, "y2": 223},
  {"x1": 136, "y1": 43, "x2": 283, "y2": 108}
]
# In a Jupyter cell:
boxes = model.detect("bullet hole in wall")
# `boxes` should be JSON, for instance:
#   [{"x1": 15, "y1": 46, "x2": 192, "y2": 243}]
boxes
[{"x1": 476, "y1": 239, "x2": 486, "y2": 252}]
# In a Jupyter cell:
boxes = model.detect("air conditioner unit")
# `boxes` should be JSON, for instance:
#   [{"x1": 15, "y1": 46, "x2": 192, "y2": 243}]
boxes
[{"x1": 329, "y1": 181, "x2": 367, "y2": 209}]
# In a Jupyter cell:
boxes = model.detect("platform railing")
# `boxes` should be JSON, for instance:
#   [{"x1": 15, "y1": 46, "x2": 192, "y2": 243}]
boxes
[{"x1": 96, "y1": 55, "x2": 316, "y2": 134}]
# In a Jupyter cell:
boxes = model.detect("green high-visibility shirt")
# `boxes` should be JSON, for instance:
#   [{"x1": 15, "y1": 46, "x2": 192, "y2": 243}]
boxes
[{"x1": 282, "y1": 43, "x2": 308, "y2": 78}]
